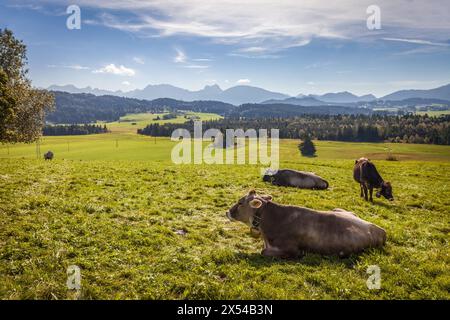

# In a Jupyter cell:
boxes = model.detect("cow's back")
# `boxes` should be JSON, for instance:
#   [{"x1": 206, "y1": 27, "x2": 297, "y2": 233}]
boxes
[
  {"x1": 260, "y1": 203, "x2": 386, "y2": 256},
  {"x1": 297, "y1": 210, "x2": 385, "y2": 255},
  {"x1": 353, "y1": 158, "x2": 368, "y2": 183},
  {"x1": 359, "y1": 160, "x2": 383, "y2": 187}
]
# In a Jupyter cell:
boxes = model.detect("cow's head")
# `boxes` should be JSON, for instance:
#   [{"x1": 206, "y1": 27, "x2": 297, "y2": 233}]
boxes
[
  {"x1": 262, "y1": 169, "x2": 277, "y2": 182},
  {"x1": 376, "y1": 182, "x2": 394, "y2": 201},
  {"x1": 226, "y1": 190, "x2": 272, "y2": 225}
]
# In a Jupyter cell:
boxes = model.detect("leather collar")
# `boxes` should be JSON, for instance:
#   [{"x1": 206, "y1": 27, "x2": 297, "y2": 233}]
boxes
[{"x1": 251, "y1": 207, "x2": 263, "y2": 230}]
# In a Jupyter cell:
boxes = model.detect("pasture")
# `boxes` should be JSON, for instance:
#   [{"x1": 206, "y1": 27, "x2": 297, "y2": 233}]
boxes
[
  {"x1": 415, "y1": 110, "x2": 450, "y2": 117},
  {"x1": 0, "y1": 134, "x2": 449, "y2": 299},
  {"x1": 100, "y1": 112, "x2": 222, "y2": 133}
]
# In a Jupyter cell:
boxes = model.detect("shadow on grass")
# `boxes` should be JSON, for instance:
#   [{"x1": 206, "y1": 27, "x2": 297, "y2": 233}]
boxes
[
  {"x1": 371, "y1": 200, "x2": 397, "y2": 209},
  {"x1": 234, "y1": 251, "x2": 361, "y2": 269},
  {"x1": 234, "y1": 245, "x2": 388, "y2": 269}
]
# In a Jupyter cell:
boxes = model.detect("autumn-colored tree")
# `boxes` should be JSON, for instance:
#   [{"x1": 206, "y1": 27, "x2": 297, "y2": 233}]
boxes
[{"x1": 0, "y1": 28, "x2": 54, "y2": 143}]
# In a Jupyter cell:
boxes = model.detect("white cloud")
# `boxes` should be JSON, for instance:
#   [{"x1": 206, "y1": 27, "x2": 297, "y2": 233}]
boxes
[
  {"x1": 33, "y1": 0, "x2": 450, "y2": 54},
  {"x1": 122, "y1": 81, "x2": 131, "y2": 86},
  {"x1": 93, "y1": 64, "x2": 136, "y2": 76},
  {"x1": 174, "y1": 48, "x2": 187, "y2": 63},
  {"x1": 236, "y1": 79, "x2": 251, "y2": 85},
  {"x1": 133, "y1": 57, "x2": 145, "y2": 64}
]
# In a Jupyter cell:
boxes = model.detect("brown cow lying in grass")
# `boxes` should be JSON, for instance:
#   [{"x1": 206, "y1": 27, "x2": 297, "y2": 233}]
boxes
[{"x1": 227, "y1": 190, "x2": 386, "y2": 258}]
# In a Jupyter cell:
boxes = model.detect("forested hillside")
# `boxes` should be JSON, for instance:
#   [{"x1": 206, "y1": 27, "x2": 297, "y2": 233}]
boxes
[{"x1": 47, "y1": 92, "x2": 234, "y2": 124}]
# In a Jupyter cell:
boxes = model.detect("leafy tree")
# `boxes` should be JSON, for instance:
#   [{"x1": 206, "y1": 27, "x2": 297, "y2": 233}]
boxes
[
  {"x1": 299, "y1": 136, "x2": 316, "y2": 157},
  {"x1": 0, "y1": 28, "x2": 54, "y2": 143},
  {"x1": 0, "y1": 70, "x2": 17, "y2": 140}
]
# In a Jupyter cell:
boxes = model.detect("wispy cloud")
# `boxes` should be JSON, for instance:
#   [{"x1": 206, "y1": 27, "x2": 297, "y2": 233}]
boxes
[
  {"x1": 133, "y1": 57, "x2": 145, "y2": 64},
  {"x1": 174, "y1": 48, "x2": 187, "y2": 63},
  {"x1": 26, "y1": 0, "x2": 450, "y2": 56},
  {"x1": 382, "y1": 38, "x2": 450, "y2": 47},
  {"x1": 93, "y1": 64, "x2": 136, "y2": 76},
  {"x1": 304, "y1": 61, "x2": 332, "y2": 70},
  {"x1": 192, "y1": 58, "x2": 213, "y2": 62},
  {"x1": 173, "y1": 48, "x2": 210, "y2": 69},
  {"x1": 183, "y1": 65, "x2": 209, "y2": 69},
  {"x1": 48, "y1": 64, "x2": 90, "y2": 70}
]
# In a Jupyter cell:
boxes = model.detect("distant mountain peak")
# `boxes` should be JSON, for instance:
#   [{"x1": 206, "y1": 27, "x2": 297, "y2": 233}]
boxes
[
  {"x1": 204, "y1": 84, "x2": 221, "y2": 89},
  {"x1": 202, "y1": 84, "x2": 223, "y2": 93}
]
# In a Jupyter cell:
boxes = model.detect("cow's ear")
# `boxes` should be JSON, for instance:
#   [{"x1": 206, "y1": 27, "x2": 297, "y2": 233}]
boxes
[
  {"x1": 249, "y1": 199, "x2": 263, "y2": 209},
  {"x1": 248, "y1": 189, "x2": 256, "y2": 196},
  {"x1": 261, "y1": 195, "x2": 272, "y2": 201}
]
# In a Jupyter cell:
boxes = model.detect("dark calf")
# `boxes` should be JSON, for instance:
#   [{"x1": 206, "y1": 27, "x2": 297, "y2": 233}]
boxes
[
  {"x1": 263, "y1": 169, "x2": 328, "y2": 190},
  {"x1": 353, "y1": 158, "x2": 393, "y2": 202}
]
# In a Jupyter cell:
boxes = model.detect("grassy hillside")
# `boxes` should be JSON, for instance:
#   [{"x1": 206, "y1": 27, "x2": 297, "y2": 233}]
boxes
[{"x1": 0, "y1": 137, "x2": 449, "y2": 299}]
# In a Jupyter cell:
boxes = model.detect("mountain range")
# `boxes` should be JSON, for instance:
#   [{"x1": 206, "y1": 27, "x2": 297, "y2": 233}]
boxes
[
  {"x1": 48, "y1": 84, "x2": 289, "y2": 105},
  {"x1": 48, "y1": 83, "x2": 450, "y2": 105}
]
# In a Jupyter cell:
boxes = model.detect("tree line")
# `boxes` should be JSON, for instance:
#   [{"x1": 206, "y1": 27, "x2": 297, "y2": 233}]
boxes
[
  {"x1": 137, "y1": 114, "x2": 450, "y2": 145},
  {"x1": 43, "y1": 124, "x2": 108, "y2": 136}
]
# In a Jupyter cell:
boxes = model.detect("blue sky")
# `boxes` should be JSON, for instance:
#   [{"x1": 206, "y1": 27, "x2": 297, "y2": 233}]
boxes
[{"x1": 1, "y1": 0, "x2": 450, "y2": 97}]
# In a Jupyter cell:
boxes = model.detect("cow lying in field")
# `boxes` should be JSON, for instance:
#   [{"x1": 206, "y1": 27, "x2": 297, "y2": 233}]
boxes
[
  {"x1": 353, "y1": 158, "x2": 393, "y2": 202},
  {"x1": 227, "y1": 190, "x2": 386, "y2": 258},
  {"x1": 263, "y1": 169, "x2": 329, "y2": 190}
]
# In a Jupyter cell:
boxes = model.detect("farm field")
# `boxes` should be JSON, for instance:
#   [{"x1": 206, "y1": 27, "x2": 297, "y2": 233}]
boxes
[
  {"x1": 415, "y1": 110, "x2": 450, "y2": 117},
  {"x1": 0, "y1": 134, "x2": 449, "y2": 299},
  {"x1": 100, "y1": 112, "x2": 223, "y2": 133}
]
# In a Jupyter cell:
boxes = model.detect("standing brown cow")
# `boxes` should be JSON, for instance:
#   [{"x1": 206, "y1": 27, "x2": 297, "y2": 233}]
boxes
[{"x1": 353, "y1": 158, "x2": 393, "y2": 202}]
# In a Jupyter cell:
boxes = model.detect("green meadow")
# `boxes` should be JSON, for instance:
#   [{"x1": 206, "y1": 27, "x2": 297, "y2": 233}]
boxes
[
  {"x1": 415, "y1": 110, "x2": 450, "y2": 117},
  {"x1": 100, "y1": 112, "x2": 222, "y2": 133},
  {"x1": 0, "y1": 121, "x2": 449, "y2": 299},
  {"x1": 2, "y1": 134, "x2": 450, "y2": 162}
]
